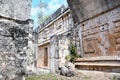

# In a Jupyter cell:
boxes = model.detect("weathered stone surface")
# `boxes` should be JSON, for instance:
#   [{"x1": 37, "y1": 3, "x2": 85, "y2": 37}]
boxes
[
  {"x1": 0, "y1": 0, "x2": 32, "y2": 79},
  {"x1": 67, "y1": 0, "x2": 120, "y2": 57},
  {"x1": 49, "y1": 35, "x2": 59, "y2": 73},
  {"x1": 0, "y1": 0, "x2": 34, "y2": 78},
  {"x1": 58, "y1": 62, "x2": 75, "y2": 77},
  {"x1": 0, "y1": 0, "x2": 31, "y2": 20},
  {"x1": 67, "y1": 0, "x2": 120, "y2": 73},
  {"x1": 49, "y1": 32, "x2": 76, "y2": 74},
  {"x1": 0, "y1": 18, "x2": 33, "y2": 80},
  {"x1": 67, "y1": 0, "x2": 120, "y2": 23}
]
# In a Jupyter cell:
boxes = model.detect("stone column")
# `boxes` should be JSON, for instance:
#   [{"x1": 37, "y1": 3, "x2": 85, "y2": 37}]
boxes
[{"x1": 49, "y1": 35, "x2": 59, "y2": 73}]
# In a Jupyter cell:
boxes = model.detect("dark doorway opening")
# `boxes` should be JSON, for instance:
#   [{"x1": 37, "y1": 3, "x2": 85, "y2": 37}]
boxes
[{"x1": 44, "y1": 47, "x2": 48, "y2": 67}]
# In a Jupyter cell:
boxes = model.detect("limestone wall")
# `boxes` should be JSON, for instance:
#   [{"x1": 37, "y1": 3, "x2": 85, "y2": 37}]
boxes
[
  {"x1": 67, "y1": 0, "x2": 120, "y2": 72},
  {"x1": 79, "y1": 7, "x2": 120, "y2": 57},
  {"x1": 0, "y1": 0, "x2": 31, "y2": 20},
  {"x1": 67, "y1": 0, "x2": 120, "y2": 24},
  {"x1": 49, "y1": 32, "x2": 71, "y2": 73},
  {"x1": 0, "y1": 17, "x2": 33, "y2": 80},
  {"x1": 0, "y1": 0, "x2": 32, "y2": 80},
  {"x1": 67, "y1": 0, "x2": 120, "y2": 57}
]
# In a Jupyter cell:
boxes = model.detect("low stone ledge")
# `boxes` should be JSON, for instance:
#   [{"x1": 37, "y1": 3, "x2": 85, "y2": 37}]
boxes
[{"x1": 75, "y1": 56, "x2": 120, "y2": 62}]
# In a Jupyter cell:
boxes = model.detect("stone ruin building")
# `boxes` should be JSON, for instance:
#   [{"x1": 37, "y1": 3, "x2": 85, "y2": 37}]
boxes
[
  {"x1": 0, "y1": 0, "x2": 120, "y2": 80},
  {"x1": 35, "y1": 0, "x2": 120, "y2": 75},
  {"x1": 35, "y1": 5, "x2": 74, "y2": 73}
]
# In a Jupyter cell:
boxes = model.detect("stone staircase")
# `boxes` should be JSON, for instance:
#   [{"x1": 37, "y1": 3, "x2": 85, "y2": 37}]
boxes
[{"x1": 74, "y1": 56, "x2": 120, "y2": 73}]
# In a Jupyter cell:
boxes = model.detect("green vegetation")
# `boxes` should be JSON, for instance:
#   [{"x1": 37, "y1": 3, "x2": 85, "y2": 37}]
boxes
[
  {"x1": 38, "y1": 14, "x2": 50, "y2": 24},
  {"x1": 65, "y1": 42, "x2": 80, "y2": 62},
  {"x1": 25, "y1": 74, "x2": 64, "y2": 80},
  {"x1": 111, "y1": 76, "x2": 119, "y2": 80},
  {"x1": 82, "y1": 76, "x2": 91, "y2": 80},
  {"x1": 37, "y1": 0, "x2": 51, "y2": 25}
]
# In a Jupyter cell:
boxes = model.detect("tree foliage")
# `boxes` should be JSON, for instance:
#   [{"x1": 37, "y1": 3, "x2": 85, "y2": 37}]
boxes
[{"x1": 37, "y1": 0, "x2": 50, "y2": 25}]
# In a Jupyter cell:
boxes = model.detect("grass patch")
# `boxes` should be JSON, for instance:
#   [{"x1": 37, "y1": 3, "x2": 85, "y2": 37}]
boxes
[
  {"x1": 111, "y1": 76, "x2": 119, "y2": 80},
  {"x1": 82, "y1": 76, "x2": 91, "y2": 80},
  {"x1": 25, "y1": 74, "x2": 64, "y2": 80}
]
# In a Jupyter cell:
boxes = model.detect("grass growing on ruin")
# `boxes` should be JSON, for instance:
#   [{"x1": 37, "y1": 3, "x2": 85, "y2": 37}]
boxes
[{"x1": 25, "y1": 74, "x2": 64, "y2": 80}]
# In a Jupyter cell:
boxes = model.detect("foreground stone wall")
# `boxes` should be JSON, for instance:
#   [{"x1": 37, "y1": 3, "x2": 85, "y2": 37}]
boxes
[
  {"x1": 0, "y1": 0, "x2": 31, "y2": 20},
  {"x1": 0, "y1": 18, "x2": 33, "y2": 80},
  {"x1": 0, "y1": 0, "x2": 32, "y2": 80}
]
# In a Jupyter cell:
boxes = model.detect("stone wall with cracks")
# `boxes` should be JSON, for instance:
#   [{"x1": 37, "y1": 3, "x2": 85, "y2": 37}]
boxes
[
  {"x1": 0, "y1": 16, "x2": 34, "y2": 80},
  {"x1": 0, "y1": 0, "x2": 31, "y2": 20},
  {"x1": 0, "y1": 0, "x2": 33, "y2": 80}
]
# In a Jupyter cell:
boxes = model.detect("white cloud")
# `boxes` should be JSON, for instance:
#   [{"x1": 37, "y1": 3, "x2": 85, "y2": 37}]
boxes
[
  {"x1": 47, "y1": 0, "x2": 61, "y2": 14},
  {"x1": 31, "y1": 6, "x2": 48, "y2": 17},
  {"x1": 31, "y1": 0, "x2": 68, "y2": 18},
  {"x1": 48, "y1": 3, "x2": 61, "y2": 10}
]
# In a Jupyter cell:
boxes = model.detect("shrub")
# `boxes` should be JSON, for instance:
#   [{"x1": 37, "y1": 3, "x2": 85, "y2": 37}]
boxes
[{"x1": 65, "y1": 42, "x2": 80, "y2": 62}]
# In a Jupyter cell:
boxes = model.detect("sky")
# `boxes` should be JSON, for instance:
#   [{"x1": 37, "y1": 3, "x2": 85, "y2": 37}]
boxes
[{"x1": 31, "y1": 0, "x2": 68, "y2": 29}]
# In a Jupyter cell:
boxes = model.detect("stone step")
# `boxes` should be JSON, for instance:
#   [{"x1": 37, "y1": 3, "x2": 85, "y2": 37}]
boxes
[
  {"x1": 75, "y1": 63, "x2": 120, "y2": 67},
  {"x1": 75, "y1": 56, "x2": 120, "y2": 62},
  {"x1": 74, "y1": 57, "x2": 120, "y2": 73}
]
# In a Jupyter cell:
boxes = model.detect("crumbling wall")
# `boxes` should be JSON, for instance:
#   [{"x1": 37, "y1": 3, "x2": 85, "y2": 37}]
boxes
[{"x1": 0, "y1": 0, "x2": 32, "y2": 80}]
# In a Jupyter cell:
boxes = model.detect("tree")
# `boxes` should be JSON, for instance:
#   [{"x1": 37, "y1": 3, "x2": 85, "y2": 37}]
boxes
[{"x1": 37, "y1": 0, "x2": 50, "y2": 25}]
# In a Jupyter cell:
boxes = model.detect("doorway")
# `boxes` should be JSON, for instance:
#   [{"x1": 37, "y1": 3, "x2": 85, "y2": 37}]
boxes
[{"x1": 44, "y1": 47, "x2": 48, "y2": 67}]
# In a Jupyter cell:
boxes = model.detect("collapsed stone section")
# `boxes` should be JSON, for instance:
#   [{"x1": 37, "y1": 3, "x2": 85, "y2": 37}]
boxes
[{"x1": 0, "y1": 15, "x2": 33, "y2": 80}]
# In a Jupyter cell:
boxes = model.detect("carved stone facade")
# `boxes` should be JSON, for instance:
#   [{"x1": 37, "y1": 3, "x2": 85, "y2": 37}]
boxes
[
  {"x1": 36, "y1": 6, "x2": 73, "y2": 73},
  {"x1": 67, "y1": 0, "x2": 120, "y2": 73}
]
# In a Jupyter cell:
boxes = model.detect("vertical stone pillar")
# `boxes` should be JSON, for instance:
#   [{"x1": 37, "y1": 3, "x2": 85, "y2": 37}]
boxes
[{"x1": 49, "y1": 35, "x2": 59, "y2": 73}]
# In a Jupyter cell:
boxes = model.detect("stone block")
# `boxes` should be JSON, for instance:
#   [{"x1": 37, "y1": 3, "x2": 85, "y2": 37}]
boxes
[{"x1": 0, "y1": 0, "x2": 31, "y2": 20}]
